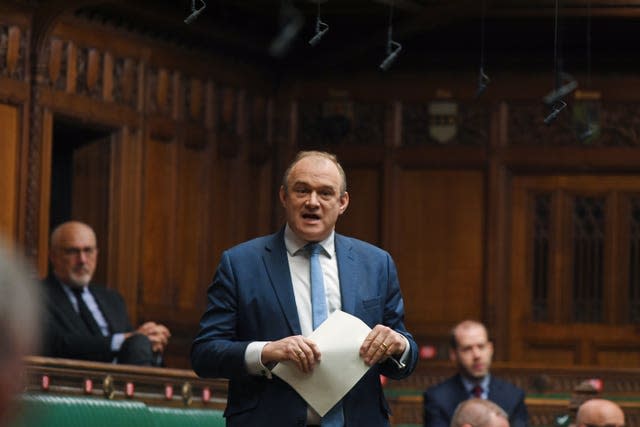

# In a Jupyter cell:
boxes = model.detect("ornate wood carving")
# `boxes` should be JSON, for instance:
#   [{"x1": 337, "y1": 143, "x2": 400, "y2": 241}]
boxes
[
  {"x1": 298, "y1": 101, "x2": 385, "y2": 148},
  {"x1": 509, "y1": 102, "x2": 640, "y2": 147},
  {"x1": 0, "y1": 24, "x2": 26, "y2": 80}
]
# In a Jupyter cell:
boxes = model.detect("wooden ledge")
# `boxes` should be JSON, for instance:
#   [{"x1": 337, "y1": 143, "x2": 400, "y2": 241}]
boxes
[{"x1": 23, "y1": 356, "x2": 228, "y2": 410}]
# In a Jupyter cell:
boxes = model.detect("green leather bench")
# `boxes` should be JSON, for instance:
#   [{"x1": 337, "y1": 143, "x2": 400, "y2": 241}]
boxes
[
  {"x1": 148, "y1": 406, "x2": 225, "y2": 427},
  {"x1": 11, "y1": 393, "x2": 225, "y2": 427}
]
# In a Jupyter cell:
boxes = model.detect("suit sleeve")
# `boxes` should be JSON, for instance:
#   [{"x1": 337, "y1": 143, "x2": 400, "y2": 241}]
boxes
[
  {"x1": 191, "y1": 251, "x2": 252, "y2": 380},
  {"x1": 423, "y1": 390, "x2": 451, "y2": 427},
  {"x1": 509, "y1": 389, "x2": 530, "y2": 427},
  {"x1": 377, "y1": 251, "x2": 419, "y2": 379}
]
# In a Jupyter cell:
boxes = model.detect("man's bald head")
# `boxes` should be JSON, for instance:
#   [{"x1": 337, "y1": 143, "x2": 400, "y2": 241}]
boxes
[
  {"x1": 576, "y1": 399, "x2": 625, "y2": 427},
  {"x1": 450, "y1": 398, "x2": 510, "y2": 427}
]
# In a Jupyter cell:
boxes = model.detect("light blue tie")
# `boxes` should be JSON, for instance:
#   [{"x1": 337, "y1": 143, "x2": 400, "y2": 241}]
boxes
[
  {"x1": 306, "y1": 243, "x2": 344, "y2": 427},
  {"x1": 308, "y1": 242, "x2": 328, "y2": 330}
]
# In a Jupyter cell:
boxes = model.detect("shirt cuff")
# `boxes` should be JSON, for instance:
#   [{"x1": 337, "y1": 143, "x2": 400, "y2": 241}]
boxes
[
  {"x1": 111, "y1": 333, "x2": 126, "y2": 352},
  {"x1": 245, "y1": 341, "x2": 272, "y2": 378},
  {"x1": 389, "y1": 335, "x2": 410, "y2": 369}
]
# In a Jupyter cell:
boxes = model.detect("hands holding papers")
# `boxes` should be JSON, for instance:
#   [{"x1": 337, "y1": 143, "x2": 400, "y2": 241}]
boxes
[{"x1": 272, "y1": 311, "x2": 384, "y2": 416}]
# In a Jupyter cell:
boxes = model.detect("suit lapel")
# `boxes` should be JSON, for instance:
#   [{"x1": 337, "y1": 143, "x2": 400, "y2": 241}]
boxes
[
  {"x1": 47, "y1": 276, "x2": 79, "y2": 320},
  {"x1": 335, "y1": 234, "x2": 358, "y2": 315},
  {"x1": 263, "y1": 230, "x2": 302, "y2": 335}
]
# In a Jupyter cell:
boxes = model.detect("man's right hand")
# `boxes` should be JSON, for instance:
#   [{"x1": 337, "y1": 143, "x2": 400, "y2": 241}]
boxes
[{"x1": 261, "y1": 336, "x2": 321, "y2": 373}]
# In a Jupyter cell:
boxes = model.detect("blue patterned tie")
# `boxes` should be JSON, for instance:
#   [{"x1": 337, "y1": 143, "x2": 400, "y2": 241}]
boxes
[{"x1": 306, "y1": 243, "x2": 344, "y2": 427}]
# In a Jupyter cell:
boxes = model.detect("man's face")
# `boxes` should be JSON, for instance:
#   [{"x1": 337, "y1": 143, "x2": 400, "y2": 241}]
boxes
[
  {"x1": 450, "y1": 324, "x2": 494, "y2": 380},
  {"x1": 279, "y1": 155, "x2": 349, "y2": 242},
  {"x1": 50, "y1": 223, "x2": 98, "y2": 287}
]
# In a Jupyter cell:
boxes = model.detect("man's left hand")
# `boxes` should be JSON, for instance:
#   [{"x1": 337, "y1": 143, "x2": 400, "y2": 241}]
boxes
[{"x1": 360, "y1": 325, "x2": 406, "y2": 366}]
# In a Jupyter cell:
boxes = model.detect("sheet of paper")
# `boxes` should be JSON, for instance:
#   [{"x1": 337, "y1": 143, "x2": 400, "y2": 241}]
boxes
[{"x1": 271, "y1": 310, "x2": 372, "y2": 416}]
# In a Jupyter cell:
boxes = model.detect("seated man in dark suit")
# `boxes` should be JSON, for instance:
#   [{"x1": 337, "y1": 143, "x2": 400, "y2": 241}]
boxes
[
  {"x1": 41, "y1": 221, "x2": 171, "y2": 366},
  {"x1": 423, "y1": 320, "x2": 528, "y2": 427}
]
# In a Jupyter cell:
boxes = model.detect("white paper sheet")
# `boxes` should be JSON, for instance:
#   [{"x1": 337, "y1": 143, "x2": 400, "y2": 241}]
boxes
[{"x1": 271, "y1": 310, "x2": 372, "y2": 416}]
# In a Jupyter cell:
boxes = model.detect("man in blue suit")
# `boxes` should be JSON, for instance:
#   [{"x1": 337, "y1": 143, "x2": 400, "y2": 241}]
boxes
[
  {"x1": 423, "y1": 320, "x2": 528, "y2": 427},
  {"x1": 191, "y1": 151, "x2": 418, "y2": 426}
]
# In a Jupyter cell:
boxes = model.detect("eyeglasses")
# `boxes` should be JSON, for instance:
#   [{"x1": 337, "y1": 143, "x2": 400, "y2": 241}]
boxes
[{"x1": 60, "y1": 246, "x2": 97, "y2": 257}]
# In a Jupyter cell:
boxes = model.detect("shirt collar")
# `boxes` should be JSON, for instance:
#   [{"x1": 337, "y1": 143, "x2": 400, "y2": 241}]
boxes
[
  {"x1": 283, "y1": 224, "x2": 335, "y2": 258},
  {"x1": 461, "y1": 373, "x2": 491, "y2": 394},
  {"x1": 53, "y1": 274, "x2": 87, "y2": 294}
]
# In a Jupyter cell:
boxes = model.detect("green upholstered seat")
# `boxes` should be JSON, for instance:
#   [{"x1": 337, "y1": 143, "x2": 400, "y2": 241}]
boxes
[
  {"x1": 13, "y1": 394, "x2": 156, "y2": 427},
  {"x1": 148, "y1": 406, "x2": 225, "y2": 427}
]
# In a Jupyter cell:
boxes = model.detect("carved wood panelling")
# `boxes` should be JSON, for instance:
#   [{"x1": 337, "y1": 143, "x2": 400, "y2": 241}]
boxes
[
  {"x1": 0, "y1": 24, "x2": 26, "y2": 80},
  {"x1": 509, "y1": 102, "x2": 640, "y2": 146},
  {"x1": 113, "y1": 57, "x2": 139, "y2": 109},
  {"x1": 600, "y1": 103, "x2": 640, "y2": 146},
  {"x1": 508, "y1": 102, "x2": 579, "y2": 146},
  {"x1": 42, "y1": 37, "x2": 140, "y2": 109},
  {"x1": 298, "y1": 101, "x2": 385, "y2": 148}
]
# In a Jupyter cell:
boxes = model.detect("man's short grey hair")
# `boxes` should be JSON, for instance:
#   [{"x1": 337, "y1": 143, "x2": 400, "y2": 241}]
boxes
[
  {"x1": 450, "y1": 398, "x2": 509, "y2": 427},
  {"x1": 0, "y1": 240, "x2": 41, "y2": 359},
  {"x1": 281, "y1": 150, "x2": 347, "y2": 196}
]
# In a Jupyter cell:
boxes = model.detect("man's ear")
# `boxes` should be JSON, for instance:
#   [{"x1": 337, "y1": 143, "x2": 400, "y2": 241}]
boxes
[
  {"x1": 449, "y1": 348, "x2": 457, "y2": 362},
  {"x1": 338, "y1": 191, "x2": 349, "y2": 215}
]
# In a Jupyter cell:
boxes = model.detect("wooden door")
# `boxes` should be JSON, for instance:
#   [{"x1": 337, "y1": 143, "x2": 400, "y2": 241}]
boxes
[{"x1": 510, "y1": 174, "x2": 640, "y2": 366}]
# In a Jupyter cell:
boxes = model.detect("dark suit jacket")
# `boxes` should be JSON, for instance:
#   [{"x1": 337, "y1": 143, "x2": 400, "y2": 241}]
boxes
[
  {"x1": 41, "y1": 274, "x2": 133, "y2": 362},
  {"x1": 191, "y1": 229, "x2": 419, "y2": 427},
  {"x1": 423, "y1": 373, "x2": 529, "y2": 427}
]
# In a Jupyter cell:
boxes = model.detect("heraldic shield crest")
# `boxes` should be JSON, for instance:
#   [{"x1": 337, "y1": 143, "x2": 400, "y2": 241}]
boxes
[{"x1": 428, "y1": 101, "x2": 458, "y2": 144}]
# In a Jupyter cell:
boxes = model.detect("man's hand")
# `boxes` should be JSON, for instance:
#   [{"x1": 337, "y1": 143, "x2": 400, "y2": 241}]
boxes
[
  {"x1": 360, "y1": 325, "x2": 406, "y2": 366},
  {"x1": 136, "y1": 321, "x2": 171, "y2": 353},
  {"x1": 262, "y1": 336, "x2": 321, "y2": 374}
]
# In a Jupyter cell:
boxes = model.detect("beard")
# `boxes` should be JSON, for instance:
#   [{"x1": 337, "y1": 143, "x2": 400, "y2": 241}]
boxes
[{"x1": 68, "y1": 268, "x2": 92, "y2": 287}]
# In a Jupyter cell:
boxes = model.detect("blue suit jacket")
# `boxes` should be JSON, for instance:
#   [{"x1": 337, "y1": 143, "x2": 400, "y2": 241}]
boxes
[
  {"x1": 423, "y1": 374, "x2": 529, "y2": 427},
  {"x1": 191, "y1": 229, "x2": 418, "y2": 427}
]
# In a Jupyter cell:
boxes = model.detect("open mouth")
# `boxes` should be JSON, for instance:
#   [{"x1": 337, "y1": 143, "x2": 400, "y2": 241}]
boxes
[{"x1": 302, "y1": 213, "x2": 321, "y2": 221}]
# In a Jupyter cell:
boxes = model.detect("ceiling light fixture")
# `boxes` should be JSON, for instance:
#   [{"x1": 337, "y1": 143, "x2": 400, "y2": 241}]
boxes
[
  {"x1": 309, "y1": 2, "x2": 329, "y2": 46},
  {"x1": 184, "y1": 0, "x2": 206, "y2": 24},
  {"x1": 379, "y1": 0, "x2": 402, "y2": 71},
  {"x1": 475, "y1": 0, "x2": 490, "y2": 98},
  {"x1": 543, "y1": 0, "x2": 577, "y2": 125}
]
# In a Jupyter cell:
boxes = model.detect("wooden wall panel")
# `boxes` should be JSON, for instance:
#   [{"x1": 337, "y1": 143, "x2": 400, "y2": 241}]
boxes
[
  {"x1": 0, "y1": 103, "x2": 19, "y2": 244},
  {"x1": 71, "y1": 137, "x2": 111, "y2": 285},
  {"x1": 140, "y1": 137, "x2": 176, "y2": 307},
  {"x1": 174, "y1": 141, "x2": 212, "y2": 316},
  {"x1": 337, "y1": 166, "x2": 382, "y2": 246},
  {"x1": 394, "y1": 169, "x2": 485, "y2": 340}
]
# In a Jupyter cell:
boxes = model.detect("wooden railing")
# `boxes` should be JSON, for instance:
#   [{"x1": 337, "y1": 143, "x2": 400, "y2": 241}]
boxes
[
  {"x1": 21, "y1": 357, "x2": 640, "y2": 426},
  {"x1": 22, "y1": 356, "x2": 228, "y2": 411},
  {"x1": 384, "y1": 360, "x2": 640, "y2": 426}
]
